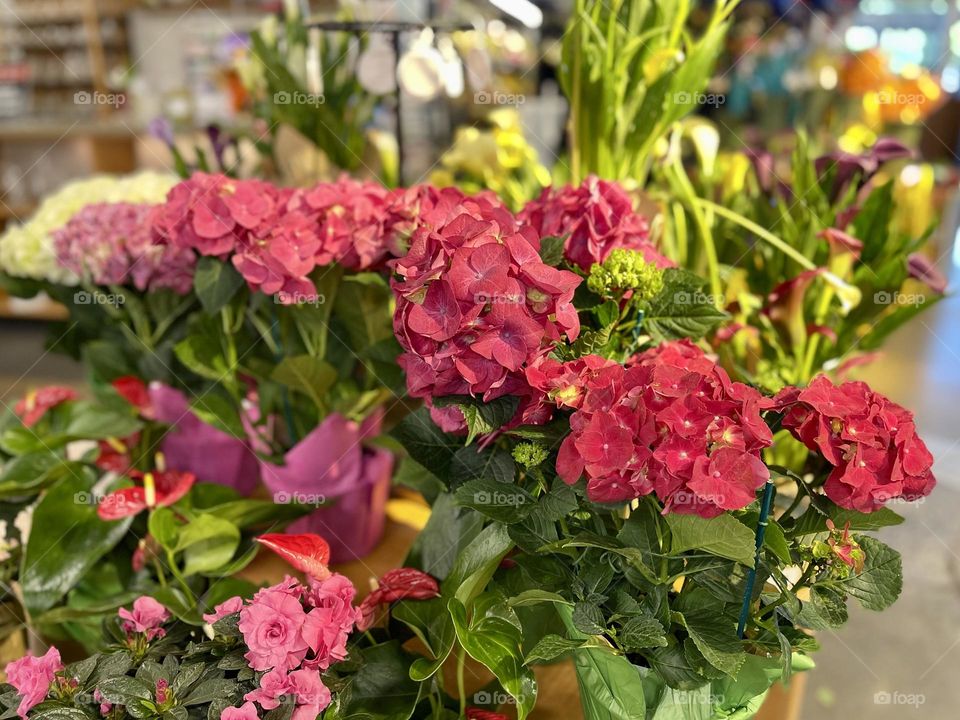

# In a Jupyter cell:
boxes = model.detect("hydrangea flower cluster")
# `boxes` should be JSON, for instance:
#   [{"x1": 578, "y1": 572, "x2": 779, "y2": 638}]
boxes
[
  {"x1": 204, "y1": 574, "x2": 361, "y2": 720},
  {"x1": 53, "y1": 202, "x2": 196, "y2": 293},
  {"x1": 546, "y1": 341, "x2": 774, "y2": 517},
  {"x1": 152, "y1": 173, "x2": 402, "y2": 300},
  {"x1": 519, "y1": 175, "x2": 672, "y2": 271},
  {"x1": 775, "y1": 375, "x2": 936, "y2": 511},
  {"x1": 390, "y1": 194, "x2": 582, "y2": 427},
  {"x1": 0, "y1": 172, "x2": 177, "y2": 284}
]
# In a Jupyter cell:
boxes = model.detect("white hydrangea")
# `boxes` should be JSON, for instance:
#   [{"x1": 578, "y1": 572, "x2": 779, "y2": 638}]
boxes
[{"x1": 0, "y1": 171, "x2": 179, "y2": 285}]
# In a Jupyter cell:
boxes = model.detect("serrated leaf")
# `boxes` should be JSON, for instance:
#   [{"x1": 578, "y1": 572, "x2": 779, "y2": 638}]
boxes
[
  {"x1": 525, "y1": 634, "x2": 584, "y2": 664},
  {"x1": 619, "y1": 612, "x2": 667, "y2": 651},
  {"x1": 643, "y1": 269, "x2": 728, "y2": 341},
  {"x1": 680, "y1": 608, "x2": 745, "y2": 678},
  {"x1": 454, "y1": 479, "x2": 533, "y2": 523},
  {"x1": 433, "y1": 395, "x2": 519, "y2": 445},
  {"x1": 665, "y1": 514, "x2": 755, "y2": 567},
  {"x1": 837, "y1": 535, "x2": 902, "y2": 611}
]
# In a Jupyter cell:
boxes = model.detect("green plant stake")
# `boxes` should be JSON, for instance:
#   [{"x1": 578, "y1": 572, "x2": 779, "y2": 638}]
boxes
[{"x1": 738, "y1": 479, "x2": 775, "y2": 638}]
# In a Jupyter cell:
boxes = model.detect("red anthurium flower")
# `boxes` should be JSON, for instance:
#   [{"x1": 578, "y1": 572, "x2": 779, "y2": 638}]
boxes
[
  {"x1": 466, "y1": 709, "x2": 510, "y2": 720},
  {"x1": 95, "y1": 435, "x2": 138, "y2": 474},
  {"x1": 112, "y1": 376, "x2": 154, "y2": 418},
  {"x1": 14, "y1": 386, "x2": 78, "y2": 427},
  {"x1": 97, "y1": 470, "x2": 195, "y2": 520},
  {"x1": 256, "y1": 533, "x2": 332, "y2": 581},
  {"x1": 356, "y1": 568, "x2": 440, "y2": 631}
]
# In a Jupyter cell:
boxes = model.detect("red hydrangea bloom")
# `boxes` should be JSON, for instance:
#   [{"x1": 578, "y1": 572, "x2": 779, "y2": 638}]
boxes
[
  {"x1": 519, "y1": 175, "x2": 672, "y2": 271},
  {"x1": 391, "y1": 197, "x2": 581, "y2": 427},
  {"x1": 551, "y1": 341, "x2": 773, "y2": 517},
  {"x1": 54, "y1": 202, "x2": 196, "y2": 293},
  {"x1": 295, "y1": 175, "x2": 393, "y2": 271},
  {"x1": 15, "y1": 386, "x2": 78, "y2": 427},
  {"x1": 775, "y1": 375, "x2": 936, "y2": 511}
]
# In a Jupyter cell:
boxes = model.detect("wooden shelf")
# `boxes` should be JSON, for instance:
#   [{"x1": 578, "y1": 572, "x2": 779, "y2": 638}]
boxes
[{"x1": 0, "y1": 292, "x2": 68, "y2": 322}]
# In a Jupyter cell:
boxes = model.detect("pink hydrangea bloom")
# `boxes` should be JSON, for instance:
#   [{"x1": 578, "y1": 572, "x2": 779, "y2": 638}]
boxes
[
  {"x1": 203, "y1": 596, "x2": 244, "y2": 625},
  {"x1": 5, "y1": 647, "x2": 62, "y2": 719},
  {"x1": 238, "y1": 586, "x2": 310, "y2": 671},
  {"x1": 119, "y1": 596, "x2": 170, "y2": 640},
  {"x1": 549, "y1": 341, "x2": 774, "y2": 517},
  {"x1": 221, "y1": 701, "x2": 259, "y2": 720},
  {"x1": 775, "y1": 376, "x2": 936, "y2": 511},
  {"x1": 391, "y1": 195, "x2": 581, "y2": 429},
  {"x1": 519, "y1": 176, "x2": 672, "y2": 271},
  {"x1": 53, "y1": 202, "x2": 195, "y2": 293}
]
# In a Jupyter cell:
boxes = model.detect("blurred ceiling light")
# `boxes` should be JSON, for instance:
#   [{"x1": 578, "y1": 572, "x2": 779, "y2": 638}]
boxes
[
  {"x1": 900, "y1": 164, "x2": 923, "y2": 188},
  {"x1": 489, "y1": 0, "x2": 543, "y2": 29},
  {"x1": 845, "y1": 25, "x2": 878, "y2": 51},
  {"x1": 819, "y1": 66, "x2": 839, "y2": 90}
]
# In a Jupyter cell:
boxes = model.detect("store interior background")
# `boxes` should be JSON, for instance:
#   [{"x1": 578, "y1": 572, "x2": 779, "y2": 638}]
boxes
[{"x1": 2, "y1": 0, "x2": 960, "y2": 717}]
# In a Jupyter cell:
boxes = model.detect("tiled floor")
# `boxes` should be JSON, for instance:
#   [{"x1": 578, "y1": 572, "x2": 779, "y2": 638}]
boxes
[{"x1": 1, "y1": 250, "x2": 958, "y2": 719}]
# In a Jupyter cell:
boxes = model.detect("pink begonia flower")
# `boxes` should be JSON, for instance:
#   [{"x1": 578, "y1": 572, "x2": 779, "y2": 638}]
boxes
[
  {"x1": 238, "y1": 586, "x2": 310, "y2": 671},
  {"x1": 119, "y1": 596, "x2": 170, "y2": 639},
  {"x1": 5, "y1": 647, "x2": 63, "y2": 719},
  {"x1": 244, "y1": 667, "x2": 291, "y2": 711},
  {"x1": 220, "y1": 701, "x2": 259, "y2": 720},
  {"x1": 203, "y1": 596, "x2": 245, "y2": 625},
  {"x1": 287, "y1": 668, "x2": 332, "y2": 720},
  {"x1": 519, "y1": 175, "x2": 672, "y2": 271}
]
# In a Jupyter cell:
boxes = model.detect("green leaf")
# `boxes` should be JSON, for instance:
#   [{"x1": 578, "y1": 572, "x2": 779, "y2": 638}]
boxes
[
  {"x1": 28, "y1": 707, "x2": 94, "y2": 720},
  {"x1": 449, "y1": 598, "x2": 537, "y2": 719},
  {"x1": 390, "y1": 408, "x2": 460, "y2": 481},
  {"x1": 174, "y1": 318, "x2": 231, "y2": 382},
  {"x1": 837, "y1": 535, "x2": 902, "y2": 611},
  {"x1": 190, "y1": 392, "x2": 246, "y2": 440},
  {"x1": 539, "y1": 236, "x2": 566, "y2": 267},
  {"x1": 643, "y1": 269, "x2": 728, "y2": 341},
  {"x1": 64, "y1": 403, "x2": 141, "y2": 440},
  {"x1": 798, "y1": 585, "x2": 848, "y2": 629},
  {"x1": 200, "y1": 498, "x2": 311, "y2": 529},
  {"x1": 404, "y1": 493, "x2": 484, "y2": 581},
  {"x1": 433, "y1": 395, "x2": 520, "y2": 445},
  {"x1": 444, "y1": 523, "x2": 513, "y2": 605},
  {"x1": 97, "y1": 676, "x2": 153, "y2": 705},
  {"x1": 789, "y1": 505, "x2": 904, "y2": 537},
  {"x1": 455, "y1": 479, "x2": 533, "y2": 523},
  {"x1": 175, "y1": 514, "x2": 241, "y2": 576},
  {"x1": 558, "y1": 605, "x2": 645, "y2": 720},
  {"x1": 341, "y1": 641, "x2": 422, "y2": 720},
  {"x1": 573, "y1": 601, "x2": 606, "y2": 635},
  {"x1": 525, "y1": 634, "x2": 585, "y2": 664},
  {"x1": 20, "y1": 472, "x2": 133, "y2": 614},
  {"x1": 619, "y1": 612, "x2": 668, "y2": 651},
  {"x1": 679, "y1": 609, "x2": 745, "y2": 678},
  {"x1": 451, "y1": 446, "x2": 516, "y2": 485},
  {"x1": 271, "y1": 355, "x2": 338, "y2": 409},
  {"x1": 194, "y1": 258, "x2": 245, "y2": 314},
  {"x1": 0, "y1": 452, "x2": 74, "y2": 498},
  {"x1": 665, "y1": 514, "x2": 755, "y2": 567}
]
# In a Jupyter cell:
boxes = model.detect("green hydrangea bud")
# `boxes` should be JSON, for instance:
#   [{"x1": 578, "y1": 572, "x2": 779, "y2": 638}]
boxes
[
  {"x1": 587, "y1": 249, "x2": 664, "y2": 303},
  {"x1": 512, "y1": 441, "x2": 549, "y2": 469}
]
